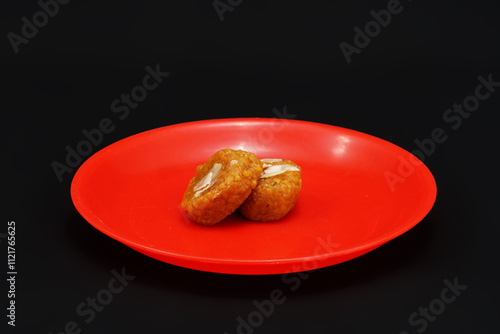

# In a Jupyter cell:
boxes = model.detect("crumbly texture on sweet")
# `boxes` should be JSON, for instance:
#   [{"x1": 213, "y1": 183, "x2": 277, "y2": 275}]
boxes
[
  {"x1": 239, "y1": 159, "x2": 302, "y2": 222},
  {"x1": 181, "y1": 148, "x2": 263, "y2": 226}
]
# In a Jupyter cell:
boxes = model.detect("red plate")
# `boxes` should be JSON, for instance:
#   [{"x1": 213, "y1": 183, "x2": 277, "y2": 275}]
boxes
[{"x1": 71, "y1": 118, "x2": 436, "y2": 275}]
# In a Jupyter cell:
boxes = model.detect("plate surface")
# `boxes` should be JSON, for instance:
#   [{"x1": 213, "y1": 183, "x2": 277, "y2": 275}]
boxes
[{"x1": 71, "y1": 118, "x2": 436, "y2": 275}]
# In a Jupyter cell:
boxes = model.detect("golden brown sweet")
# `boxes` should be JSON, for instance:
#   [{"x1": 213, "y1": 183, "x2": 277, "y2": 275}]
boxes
[
  {"x1": 239, "y1": 159, "x2": 302, "y2": 221},
  {"x1": 181, "y1": 148, "x2": 263, "y2": 225}
]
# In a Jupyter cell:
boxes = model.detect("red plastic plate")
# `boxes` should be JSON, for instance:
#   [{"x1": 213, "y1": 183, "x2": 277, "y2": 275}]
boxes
[{"x1": 71, "y1": 118, "x2": 436, "y2": 275}]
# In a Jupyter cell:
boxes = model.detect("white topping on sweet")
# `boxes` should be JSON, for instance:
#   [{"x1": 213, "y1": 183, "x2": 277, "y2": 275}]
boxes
[
  {"x1": 260, "y1": 164, "x2": 300, "y2": 178},
  {"x1": 194, "y1": 163, "x2": 222, "y2": 196},
  {"x1": 261, "y1": 159, "x2": 283, "y2": 168}
]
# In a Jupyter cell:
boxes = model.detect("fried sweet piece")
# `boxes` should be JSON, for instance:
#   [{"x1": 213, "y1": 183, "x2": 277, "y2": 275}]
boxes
[
  {"x1": 239, "y1": 159, "x2": 302, "y2": 222},
  {"x1": 181, "y1": 148, "x2": 263, "y2": 225}
]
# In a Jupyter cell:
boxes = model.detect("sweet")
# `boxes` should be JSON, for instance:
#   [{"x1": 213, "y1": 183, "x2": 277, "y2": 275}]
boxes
[
  {"x1": 239, "y1": 159, "x2": 302, "y2": 221},
  {"x1": 181, "y1": 148, "x2": 263, "y2": 225}
]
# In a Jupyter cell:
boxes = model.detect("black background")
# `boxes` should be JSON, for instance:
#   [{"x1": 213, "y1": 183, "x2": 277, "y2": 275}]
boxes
[{"x1": 2, "y1": 0, "x2": 499, "y2": 333}]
